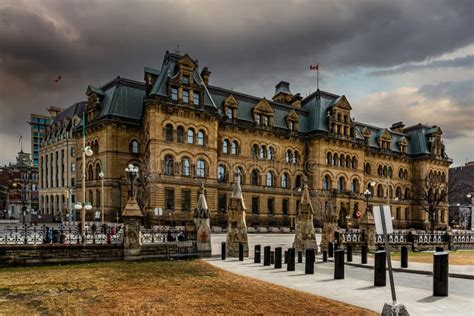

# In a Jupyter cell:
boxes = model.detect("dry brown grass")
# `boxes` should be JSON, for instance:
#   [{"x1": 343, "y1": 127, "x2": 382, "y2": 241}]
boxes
[
  {"x1": 0, "y1": 259, "x2": 375, "y2": 316},
  {"x1": 389, "y1": 250, "x2": 474, "y2": 265}
]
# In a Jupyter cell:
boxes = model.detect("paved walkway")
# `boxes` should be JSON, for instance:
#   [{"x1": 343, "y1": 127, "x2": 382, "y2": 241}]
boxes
[{"x1": 206, "y1": 257, "x2": 474, "y2": 315}]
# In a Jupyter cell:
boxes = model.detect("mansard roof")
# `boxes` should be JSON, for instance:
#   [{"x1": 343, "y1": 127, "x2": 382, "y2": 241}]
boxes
[{"x1": 53, "y1": 101, "x2": 86, "y2": 124}]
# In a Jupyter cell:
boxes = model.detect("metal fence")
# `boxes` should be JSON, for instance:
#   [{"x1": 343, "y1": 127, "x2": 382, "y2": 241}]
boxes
[{"x1": 141, "y1": 227, "x2": 193, "y2": 244}]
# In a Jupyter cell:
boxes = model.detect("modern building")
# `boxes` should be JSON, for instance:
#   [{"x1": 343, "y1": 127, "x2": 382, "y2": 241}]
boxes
[
  {"x1": 38, "y1": 102, "x2": 85, "y2": 222},
  {"x1": 74, "y1": 51, "x2": 452, "y2": 229},
  {"x1": 448, "y1": 161, "x2": 474, "y2": 228}
]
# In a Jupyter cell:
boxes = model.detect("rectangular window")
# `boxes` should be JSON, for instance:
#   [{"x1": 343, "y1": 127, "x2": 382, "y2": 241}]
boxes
[
  {"x1": 71, "y1": 147, "x2": 76, "y2": 157},
  {"x1": 71, "y1": 163, "x2": 76, "y2": 173},
  {"x1": 267, "y1": 197, "x2": 274, "y2": 215},
  {"x1": 396, "y1": 207, "x2": 401, "y2": 220},
  {"x1": 165, "y1": 188, "x2": 174, "y2": 210},
  {"x1": 218, "y1": 193, "x2": 227, "y2": 213},
  {"x1": 71, "y1": 194, "x2": 76, "y2": 203},
  {"x1": 405, "y1": 208, "x2": 409, "y2": 220},
  {"x1": 264, "y1": 115, "x2": 269, "y2": 126},
  {"x1": 171, "y1": 88, "x2": 178, "y2": 101},
  {"x1": 226, "y1": 108, "x2": 233, "y2": 119},
  {"x1": 252, "y1": 196, "x2": 259, "y2": 214},
  {"x1": 183, "y1": 90, "x2": 189, "y2": 103},
  {"x1": 181, "y1": 189, "x2": 191, "y2": 211},
  {"x1": 256, "y1": 114, "x2": 261, "y2": 125},
  {"x1": 182, "y1": 75, "x2": 189, "y2": 85},
  {"x1": 71, "y1": 178, "x2": 75, "y2": 187},
  {"x1": 282, "y1": 198, "x2": 289, "y2": 215},
  {"x1": 193, "y1": 92, "x2": 200, "y2": 105}
]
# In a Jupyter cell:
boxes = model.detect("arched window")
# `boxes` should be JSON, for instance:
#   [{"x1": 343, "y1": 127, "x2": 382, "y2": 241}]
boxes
[
  {"x1": 259, "y1": 146, "x2": 266, "y2": 160},
  {"x1": 187, "y1": 128, "x2": 194, "y2": 144},
  {"x1": 333, "y1": 154, "x2": 339, "y2": 166},
  {"x1": 285, "y1": 150, "x2": 292, "y2": 163},
  {"x1": 351, "y1": 179, "x2": 359, "y2": 193},
  {"x1": 87, "y1": 165, "x2": 94, "y2": 180},
  {"x1": 236, "y1": 167, "x2": 244, "y2": 184},
  {"x1": 365, "y1": 163, "x2": 371, "y2": 174},
  {"x1": 396, "y1": 187, "x2": 402, "y2": 199},
  {"x1": 295, "y1": 175, "x2": 302, "y2": 189},
  {"x1": 231, "y1": 141, "x2": 238, "y2": 155},
  {"x1": 266, "y1": 172, "x2": 274, "y2": 187},
  {"x1": 327, "y1": 152, "x2": 332, "y2": 165},
  {"x1": 340, "y1": 156, "x2": 345, "y2": 168},
  {"x1": 251, "y1": 170, "x2": 259, "y2": 185},
  {"x1": 197, "y1": 130, "x2": 205, "y2": 146},
  {"x1": 404, "y1": 188, "x2": 411, "y2": 200},
  {"x1": 217, "y1": 165, "x2": 226, "y2": 183},
  {"x1": 293, "y1": 151, "x2": 299, "y2": 164},
  {"x1": 165, "y1": 155, "x2": 174, "y2": 175},
  {"x1": 165, "y1": 124, "x2": 173, "y2": 141},
  {"x1": 399, "y1": 168, "x2": 404, "y2": 179},
  {"x1": 196, "y1": 159, "x2": 206, "y2": 178},
  {"x1": 95, "y1": 163, "x2": 101, "y2": 180},
  {"x1": 323, "y1": 175, "x2": 331, "y2": 190},
  {"x1": 281, "y1": 173, "x2": 289, "y2": 188},
  {"x1": 267, "y1": 147, "x2": 273, "y2": 160},
  {"x1": 252, "y1": 144, "x2": 259, "y2": 158},
  {"x1": 377, "y1": 184, "x2": 384, "y2": 197},
  {"x1": 378, "y1": 165, "x2": 383, "y2": 176},
  {"x1": 177, "y1": 126, "x2": 184, "y2": 143},
  {"x1": 388, "y1": 166, "x2": 393, "y2": 178},
  {"x1": 346, "y1": 155, "x2": 351, "y2": 168},
  {"x1": 181, "y1": 158, "x2": 190, "y2": 176},
  {"x1": 338, "y1": 177, "x2": 346, "y2": 191},
  {"x1": 223, "y1": 140, "x2": 229, "y2": 154},
  {"x1": 404, "y1": 170, "x2": 409, "y2": 180},
  {"x1": 352, "y1": 157, "x2": 357, "y2": 169},
  {"x1": 130, "y1": 140, "x2": 139, "y2": 154}
]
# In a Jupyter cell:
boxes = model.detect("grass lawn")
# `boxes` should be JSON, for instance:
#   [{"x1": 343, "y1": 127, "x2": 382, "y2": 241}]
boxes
[
  {"x1": 0, "y1": 259, "x2": 375, "y2": 315},
  {"x1": 372, "y1": 250, "x2": 474, "y2": 265}
]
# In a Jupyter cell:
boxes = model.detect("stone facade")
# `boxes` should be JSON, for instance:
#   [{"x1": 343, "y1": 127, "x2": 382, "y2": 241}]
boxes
[
  {"x1": 226, "y1": 170, "x2": 249, "y2": 257},
  {"x1": 69, "y1": 51, "x2": 451, "y2": 230},
  {"x1": 293, "y1": 178, "x2": 318, "y2": 251}
]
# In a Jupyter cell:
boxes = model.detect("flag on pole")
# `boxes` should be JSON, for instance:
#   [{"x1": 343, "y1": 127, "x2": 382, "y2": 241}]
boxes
[
  {"x1": 18, "y1": 134, "x2": 22, "y2": 142},
  {"x1": 310, "y1": 63, "x2": 320, "y2": 90},
  {"x1": 310, "y1": 64, "x2": 319, "y2": 70},
  {"x1": 54, "y1": 75, "x2": 62, "y2": 83}
]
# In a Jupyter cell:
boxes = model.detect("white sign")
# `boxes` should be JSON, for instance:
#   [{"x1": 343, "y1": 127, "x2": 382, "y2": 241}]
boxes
[
  {"x1": 374, "y1": 205, "x2": 393, "y2": 235},
  {"x1": 158, "y1": 208, "x2": 163, "y2": 216}
]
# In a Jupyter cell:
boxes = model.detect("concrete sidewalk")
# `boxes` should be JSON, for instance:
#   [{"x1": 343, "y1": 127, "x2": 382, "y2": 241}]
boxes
[{"x1": 205, "y1": 257, "x2": 474, "y2": 315}]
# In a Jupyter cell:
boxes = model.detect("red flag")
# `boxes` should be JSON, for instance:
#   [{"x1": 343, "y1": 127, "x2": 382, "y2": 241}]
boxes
[
  {"x1": 310, "y1": 64, "x2": 319, "y2": 70},
  {"x1": 54, "y1": 75, "x2": 62, "y2": 83}
]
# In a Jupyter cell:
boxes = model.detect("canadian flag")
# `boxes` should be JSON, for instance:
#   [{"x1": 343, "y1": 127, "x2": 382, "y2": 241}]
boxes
[
  {"x1": 54, "y1": 75, "x2": 62, "y2": 83},
  {"x1": 310, "y1": 64, "x2": 319, "y2": 70}
]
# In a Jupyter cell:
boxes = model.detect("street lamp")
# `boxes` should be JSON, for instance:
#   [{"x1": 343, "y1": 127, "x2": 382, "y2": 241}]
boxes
[
  {"x1": 124, "y1": 164, "x2": 139, "y2": 199},
  {"x1": 364, "y1": 181, "x2": 376, "y2": 214},
  {"x1": 78, "y1": 111, "x2": 94, "y2": 239},
  {"x1": 99, "y1": 171, "x2": 104, "y2": 225}
]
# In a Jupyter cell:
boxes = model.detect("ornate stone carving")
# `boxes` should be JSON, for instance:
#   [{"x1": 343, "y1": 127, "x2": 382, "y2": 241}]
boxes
[
  {"x1": 194, "y1": 183, "x2": 212, "y2": 257},
  {"x1": 226, "y1": 169, "x2": 248, "y2": 257},
  {"x1": 293, "y1": 177, "x2": 318, "y2": 252},
  {"x1": 122, "y1": 197, "x2": 143, "y2": 258}
]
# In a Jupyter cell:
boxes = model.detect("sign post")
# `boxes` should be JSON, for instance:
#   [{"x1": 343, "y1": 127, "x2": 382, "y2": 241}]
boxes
[{"x1": 374, "y1": 205, "x2": 409, "y2": 315}]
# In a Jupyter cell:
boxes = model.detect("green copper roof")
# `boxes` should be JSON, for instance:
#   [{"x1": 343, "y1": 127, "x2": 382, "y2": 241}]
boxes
[{"x1": 98, "y1": 78, "x2": 145, "y2": 121}]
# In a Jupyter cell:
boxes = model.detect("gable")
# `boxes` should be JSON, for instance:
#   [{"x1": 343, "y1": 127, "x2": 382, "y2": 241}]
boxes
[
  {"x1": 334, "y1": 95, "x2": 352, "y2": 110},
  {"x1": 223, "y1": 95, "x2": 239, "y2": 107},
  {"x1": 253, "y1": 98, "x2": 274, "y2": 114}
]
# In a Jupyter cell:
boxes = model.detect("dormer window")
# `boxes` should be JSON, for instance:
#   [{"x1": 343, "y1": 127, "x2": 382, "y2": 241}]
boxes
[
  {"x1": 183, "y1": 90, "x2": 189, "y2": 103},
  {"x1": 257, "y1": 114, "x2": 262, "y2": 125},
  {"x1": 289, "y1": 121, "x2": 294, "y2": 131},
  {"x1": 182, "y1": 75, "x2": 190, "y2": 85},
  {"x1": 193, "y1": 93, "x2": 200, "y2": 106},
  {"x1": 226, "y1": 108, "x2": 233, "y2": 119},
  {"x1": 263, "y1": 115, "x2": 269, "y2": 127},
  {"x1": 171, "y1": 88, "x2": 178, "y2": 101}
]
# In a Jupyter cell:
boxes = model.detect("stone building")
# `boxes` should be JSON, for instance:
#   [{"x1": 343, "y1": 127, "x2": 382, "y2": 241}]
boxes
[
  {"x1": 75, "y1": 51, "x2": 452, "y2": 229},
  {"x1": 38, "y1": 102, "x2": 85, "y2": 222}
]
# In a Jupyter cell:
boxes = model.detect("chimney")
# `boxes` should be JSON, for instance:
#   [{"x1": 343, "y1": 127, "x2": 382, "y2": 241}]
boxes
[
  {"x1": 201, "y1": 67, "x2": 211, "y2": 85},
  {"x1": 391, "y1": 122, "x2": 405, "y2": 133}
]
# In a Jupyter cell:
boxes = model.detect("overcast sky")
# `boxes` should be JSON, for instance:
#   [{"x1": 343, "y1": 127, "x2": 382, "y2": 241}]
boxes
[{"x1": 1, "y1": 0, "x2": 473, "y2": 166}]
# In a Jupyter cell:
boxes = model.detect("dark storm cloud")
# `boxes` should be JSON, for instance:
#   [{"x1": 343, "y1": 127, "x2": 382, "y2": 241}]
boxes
[
  {"x1": 0, "y1": 0, "x2": 473, "y2": 163},
  {"x1": 419, "y1": 79, "x2": 474, "y2": 109}
]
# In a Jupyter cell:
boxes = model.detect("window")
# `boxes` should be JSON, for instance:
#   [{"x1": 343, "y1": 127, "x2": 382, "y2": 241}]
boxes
[
  {"x1": 259, "y1": 146, "x2": 265, "y2": 160},
  {"x1": 226, "y1": 108, "x2": 233, "y2": 119},
  {"x1": 289, "y1": 121, "x2": 294, "y2": 131},
  {"x1": 182, "y1": 75, "x2": 189, "y2": 85},
  {"x1": 268, "y1": 198, "x2": 274, "y2": 215},
  {"x1": 71, "y1": 178, "x2": 75, "y2": 187},
  {"x1": 165, "y1": 124, "x2": 173, "y2": 141},
  {"x1": 404, "y1": 188, "x2": 411, "y2": 200},
  {"x1": 266, "y1": 172, "x2": 274, "y2": 187},
  {"x1": 96, "y1": 189, "x2": 101, "y2": 208},
  {"x1": 285, "y1": 150, "x2": 292, "y2": 163},
  {"x1": 89, "y1": 189, "x2": 94, "y2": 206},
  {"x1": 183, "y1": 90, "x2": 189, "y2": 103},
  {"x1": 378, "y1": 165, "x2": 383, "y2": 176},
  {"x1": 252, "y1": 145, "x2": 258, "y2": 158},
  {"x1": 326, "y1": 152, "x2": 332, "y2": 165},
  {"x1": 181, "y1": 159, "x2": 190, "y2": 176},
  {"x1": 352, "y1": 157, "x2": 357, "y2": 169},
  {"x1": 295, "y1": 175, "x2": 302, "y2": 189},
  {"x1": 187, "y1": 128, "x2": 194, "y2": 144},
  {"x1": 251, "y1": 170, "x2": 259, "y2": 186},
  {"x1": 282, "y1": 199, "x2": 289, "y2": 215},
  {"x1": 340, "y1": 156, "x2": 345, "y2": 168},
  {"x1": 351, "y1": 179, "x2": 359, "y2": 193},
  {"x1": 131, "y1": 140, "x2": 139, "y2": 154},
  {"x1": 197, "y1": 130, "x2": 205, "y2": 146},
  {"x1": 235, "y1": 167, "x2": 244, "y2": 184},
  {"x1": 281, "y1": 173, "x2": 289, "y2": 188},
  {"x1": 333, "y1": 154, "x2": 338, "y2": 166},
  {"x1": 267, "y1": 147, "x2": 273, "y2": 160},
  {"x1": 377, "y1": 184, "x2": 384, "y2": 197},
  {"x1": 323, "y1": 175, "x2": 331, "y2": 190},
  {"x1": 223, "y1": 140, "x2": 229, "y2": 154},
  {"x1": 182, "y1": 190, "x2": 191, "y2": 211},
  {"x1": 396, "y1": 207, "x2": 401, "y2": 220},
  {"x1": 88, "y1": 165, "x2": 94, "y2": 181},
  {"x1": 196, "y1": 159, "x2": 206, "y2": 178},
  {"x1": 252, "y1": 197, "x2": 259, "y2": 214},
  {"x1": 256, "y1": 114, "x2": 262, "y2": 125},
  {"x1": 218, "y1": 165, "x2": 226, "y2": 183},
  {"x1": 405, "y1": 208, "x2": 409, "y2": 220},
  {"x1": 218, "y1": 193, "x2": 227, "y2": 212},
  {"x1": 165, "y1": 155, "x2": 174, "y2": 175},
  {"x1": 193, "y1": 92, "x2": 200, "y2": 105},
  {"x1": 365, "y1": 163, "x2": 371, "y2": 174},
  {"x1": 177, "y1": 126, "x2": 184, "y2": 143},
  {"x1": 71, "y1": 147, "x2": 76, "y2": 157},
  {"x1": 71, "y1": 163, "x2": 76, "y2": 173},
  {"x1": 263, "y1": 115, "x2": 269, "y2": 126},
  {"x1": 231, "y1": 141, "x2": 238, "y2": 155},
  {"x1": 338, "y1": 177, "x2": 346, "y2": 191},
  {"x1": 165, "y1": 188, "x2": 174, "y2": 210},
  {"x1": 171, "y1": 88, "x2": 178, "y2": 101},
  {"x1": 396, "y1": 187, "x2": 402, "y2": 199}
]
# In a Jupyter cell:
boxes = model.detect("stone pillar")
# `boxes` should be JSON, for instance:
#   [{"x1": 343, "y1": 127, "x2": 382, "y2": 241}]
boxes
[
  {"x1": 226, "y1": 170, "x2": 248, "y2": 257},
  {"x1": 122, "y1": 197, "x2": 143, "y2": 259},
  {"x1": 194, "y1": 183, "x2": 212, "y2": 257},
  {"x1": 359, "y1": 207, "x2": 376, "y2": 252},
  {"x1": 293, "y1": 178, "x2": 318, "y2": 252}
]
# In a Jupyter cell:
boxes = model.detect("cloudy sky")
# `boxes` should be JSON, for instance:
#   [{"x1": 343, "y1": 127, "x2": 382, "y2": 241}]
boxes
[{"x1": 0, "y1": 0, "x2": 473, "y2": 166}]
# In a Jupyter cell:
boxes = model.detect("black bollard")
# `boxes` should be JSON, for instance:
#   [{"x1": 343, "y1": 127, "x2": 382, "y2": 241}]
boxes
[
  {"x1": 436, "y1": 246, "x2": 444, "y2": 253},
  {"x1": 346, "y1": 244, "x2": 353, "y2": 262},
  {"x1": 374, "y1": 250, "x2": 387, "y2": 286},
  {"x1": 334, "y1": 249, "x2": 345, "y2": 279},
  {"x1": 264, "y1": 246, "x2": 271, "y2": 266},
  {"x1": 254, "y1": 245, "x2": 261, "y2": 264},
  {"x1": 221, "y1": 242, "x2": 226, "y2": 260},
  {"x1": 361, "y1": 245, "x2": 368, "y2": 264},
  {"x1": 328, "y1": 242, "x2": 334, "y2": 258},
  {"x1": 270, "y1": 251, "x2": 275, "y2": 265},
  {"x1": 305, "y1": 249, "x2": 315, "y2": 274},
  {"x1": 275, "y1": 247, "x2": 282, "y2": 269},
  {"x1": 433, "y1": 252, "x2": 449, "y2": 296},
  {"x1": 287, "y1": 248, "x2": 296, "y2": 271},
  {"x1": 284, "y1": 250, "x2": 288, "y2": 264},
  {"x1": 401, "y1": 246, "x2": 408, "y2": 268},
  {"x1": 239, "y1": 243, "x2": 244, "y2": 261},
  {"x1": 323, "y1": 250, "x2": 328, "y2": 262},
  {"x1": 298, "y1": 251, "x2": 303, "y2": 263}
]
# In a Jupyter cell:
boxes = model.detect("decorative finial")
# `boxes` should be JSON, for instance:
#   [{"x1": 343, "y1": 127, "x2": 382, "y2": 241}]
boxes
[{"x1": 175, "y1": 44, "x2": 180, "y2": 54}]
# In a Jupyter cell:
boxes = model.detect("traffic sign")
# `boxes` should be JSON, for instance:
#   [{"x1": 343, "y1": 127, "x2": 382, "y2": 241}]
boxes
[{"x1": 374, "y1": 205, "x2": 393, "y2": 235}]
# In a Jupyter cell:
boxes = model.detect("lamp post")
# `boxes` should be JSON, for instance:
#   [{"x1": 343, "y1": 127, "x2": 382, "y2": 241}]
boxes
[
  {"x1": 290, "y1": 186, "x2": 302, "y2": 229},
  {"x1": 125, "y1": 164, "x2": 139, "y2": 200},
  {"x1": 364, "y1": 181, "x2": 376, "y2": 215},
  {"x1": 99, "y1": 171, "x2": 104, "y2": 224}
]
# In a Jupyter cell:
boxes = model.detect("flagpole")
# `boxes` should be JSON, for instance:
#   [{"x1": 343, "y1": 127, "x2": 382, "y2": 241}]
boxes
[{"x1": 317, "y1": 63, "x2": 319, "y2": 91}]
